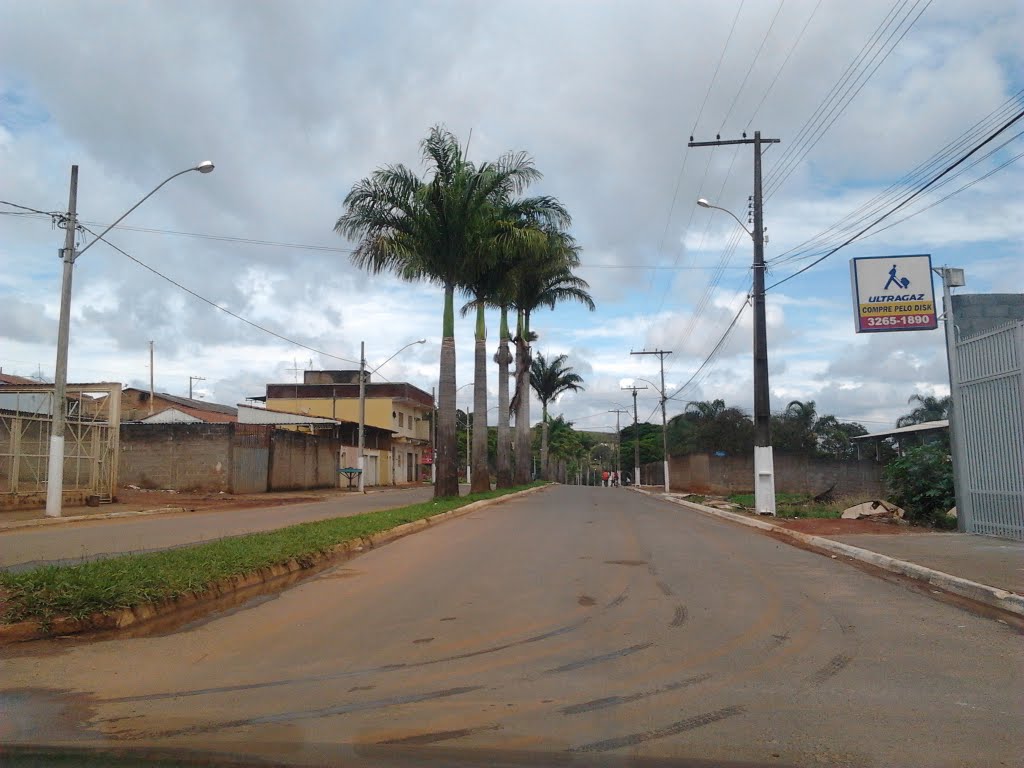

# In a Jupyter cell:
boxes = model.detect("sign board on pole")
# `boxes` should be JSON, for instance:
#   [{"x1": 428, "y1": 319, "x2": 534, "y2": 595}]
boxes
[
  {"x1": 421, "y1": 447, "x2": 434, "y2": 465},
  {"x1": 850, "y1": 254, "x2": 938, "y2": 333}
]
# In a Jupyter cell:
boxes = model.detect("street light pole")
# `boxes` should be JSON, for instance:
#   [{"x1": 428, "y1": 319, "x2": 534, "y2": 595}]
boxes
[
  {"x1": 45, "y1": 161, "x2": 214, "y2": 518},
  {"x1": 631, "y1": 352, "x2": 672, "y2": 492},
  {"x1": 622, "y1": 384, "x2": 647, "y2": 486},
  {"x1": 691, "y1": 132, "x2": 779, "y2": 516},
  {"x1": 358, "y1": 341, "x2": 366, "y2": 493}
]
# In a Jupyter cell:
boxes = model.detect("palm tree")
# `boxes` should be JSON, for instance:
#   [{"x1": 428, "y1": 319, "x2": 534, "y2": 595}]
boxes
[
  {"x1": 336, "y1": 125, "x2": 540, "y2": 498},
  {"x1": 896, "y1": 394, "x2": 951, "y2": 427},
  {"x1": 509, "y1": 230, "x2": 594, "y2": 483},
  {"x1": 459, "y1": 197, "x2": 569, "y2": 493},
  {"x1": 530, "y1": 353, "x2": 585, "y2": 480},
  {"x1": 684, "y1": 399, "x2": 727, "y2": 420}
]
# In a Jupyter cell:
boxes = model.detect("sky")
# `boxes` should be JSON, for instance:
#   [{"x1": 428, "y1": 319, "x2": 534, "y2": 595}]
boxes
[{"x1": 1, "y1": 0, "x2": 1022, "y2": 437}]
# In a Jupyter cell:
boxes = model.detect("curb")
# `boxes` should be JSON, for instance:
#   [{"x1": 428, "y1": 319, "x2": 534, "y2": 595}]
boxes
[
  {"x1": 0, "y1": 507, "x2": 193, "y2": 531},
  {"x1": 0, "y1": 484, "x2": 551, "y2": 645},
  {"x1": 635, "y1": 488, "x2": 1024, "y2": 618}
]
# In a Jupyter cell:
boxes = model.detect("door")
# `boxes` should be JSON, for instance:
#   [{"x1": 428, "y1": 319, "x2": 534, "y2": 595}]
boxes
[
  {"x1": 365, "y1": 454, "x2": 378, "y2": 486},
  {"x1": 407, "y1": 452, "x2": 414, "y2": 482}
]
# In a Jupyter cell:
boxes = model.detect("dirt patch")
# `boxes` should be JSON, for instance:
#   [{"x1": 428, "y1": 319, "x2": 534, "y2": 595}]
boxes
[{"x1": 772, "y1": 517, "x2": 937, "y2": 536}]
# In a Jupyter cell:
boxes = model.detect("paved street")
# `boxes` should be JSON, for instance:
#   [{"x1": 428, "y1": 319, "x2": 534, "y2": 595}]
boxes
[
  {"x1": 1, "y1": 486, "x2": 1020, "y2": 767},
  {"x1": 0, "y1": 486, "x2": 436, "y2": 571}
]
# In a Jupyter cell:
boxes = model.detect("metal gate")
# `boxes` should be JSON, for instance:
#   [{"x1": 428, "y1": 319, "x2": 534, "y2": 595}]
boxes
[
  {"x1": 954, "y1": 321, "x2": 1024, "y2": 539},
  {"x1": 230, "y1": 424, "x2": 269, "y2": 493}
]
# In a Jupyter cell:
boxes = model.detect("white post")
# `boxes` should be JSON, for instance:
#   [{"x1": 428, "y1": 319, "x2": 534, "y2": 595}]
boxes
[{"x1": 358, "y1": 341, "x2": 366, "y2": 493}]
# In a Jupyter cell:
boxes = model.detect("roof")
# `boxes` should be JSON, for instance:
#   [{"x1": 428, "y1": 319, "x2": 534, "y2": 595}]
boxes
[
  {"x1": 0, "y1": 372, "x2": 43, "y2": 385},
  {"x1": 850, "y1": 420, "x2": 949, "y2": 441},
  {"x1": 264, "y1": 381, "x2": 433, "y2": 408},
  {"x1": 121, "y1": 387, "x2": 238, "y2": 417},
  {"x1": 140, "y1": 407, "x2": 204, "y2": 424},
  {"x1": 237, "y1": 403, "x2": 345, "y2": 425}
]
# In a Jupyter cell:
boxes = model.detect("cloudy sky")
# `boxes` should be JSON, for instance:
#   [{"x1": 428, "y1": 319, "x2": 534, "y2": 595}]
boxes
[{"x1": 1, "y1": 0, "x2": 1021, "y2": 436}]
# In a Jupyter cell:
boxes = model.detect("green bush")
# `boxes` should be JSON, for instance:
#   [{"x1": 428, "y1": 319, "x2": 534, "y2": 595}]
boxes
[{"x1": 882, "y1": 443, "x2": 956, "y2": 527}]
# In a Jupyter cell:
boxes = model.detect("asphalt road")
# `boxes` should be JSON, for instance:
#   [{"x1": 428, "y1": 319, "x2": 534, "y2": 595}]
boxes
[
  {"x1": 1, "y1": 486, "x2": 1020, "y2": 768},
  {"x1": 0, "y1": 486, "x2": 437, "y2": 571}
]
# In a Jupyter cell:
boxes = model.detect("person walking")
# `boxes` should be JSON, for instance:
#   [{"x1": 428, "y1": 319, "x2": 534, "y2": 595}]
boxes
[{"x1": 601, "y1": 469, "x2": 610, "y2": 487}]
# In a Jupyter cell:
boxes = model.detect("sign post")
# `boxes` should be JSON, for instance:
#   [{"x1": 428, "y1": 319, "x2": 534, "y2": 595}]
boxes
[{"x1": 850, "y1": 254, "x2": 938, "y2": 333}]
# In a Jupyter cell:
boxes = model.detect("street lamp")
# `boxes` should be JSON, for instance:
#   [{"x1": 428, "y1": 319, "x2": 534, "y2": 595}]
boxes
[
  {"x1": 698, "y1": 196, "x2": 775, "y2": 516},
  {"x1": 46, "y1": 162, "x2": 215, "y2": 518},
  {"x1": 358, "y1": 338, "x2": 428, "y2": 493}
]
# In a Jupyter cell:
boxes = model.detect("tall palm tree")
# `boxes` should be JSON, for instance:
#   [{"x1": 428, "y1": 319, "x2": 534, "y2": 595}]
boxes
[
  {"x1": 509, "y1": 230, "x2": 594, "y2": 483},
  {"x1": 459, "y1": 196, "x2": 569, "y2": 493},
  {"x1": 896, "y1": 393, "x2": 951, "y2": 427},
  {"x1": 335, "y1": 125, "x2": 540, "y2": 498},
  {"x1": 684, "y1": 399, "x2": 727, "y2": 420},
  {"x1": 530, "y1": 352, "x2": 585, "y2": 480}
]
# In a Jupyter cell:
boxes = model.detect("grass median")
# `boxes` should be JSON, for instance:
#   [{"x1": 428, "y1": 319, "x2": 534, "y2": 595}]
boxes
[{"x1": 0, "y1": 482, "x2": 544, "y2": 625}]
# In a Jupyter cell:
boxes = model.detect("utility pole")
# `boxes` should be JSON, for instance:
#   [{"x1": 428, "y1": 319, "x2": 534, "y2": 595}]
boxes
[
  {"x1": 148, "y1": 341, "x2": 155, "y2": 416},
  {"x1": 358, "y1": 341, "x2": 366, "y2": 493},
  {"x1": 621, "y1": 385, "x2": 648, "y2": 487},
  {"x1": 189, "y1": 375, "x2": 206, "y2": 399},
  {"x1": 631, "y1": 350, "x2": 672, "y2": 492},
  {"x1": 689, "y1": 131, "x2": 780, "y2": 515},
  {"x1": 45, "y1": 165, "x2": 79, "y2": 518},
  {"x1": 610, "y1": 409, "x2": 629, "y2": 479}
]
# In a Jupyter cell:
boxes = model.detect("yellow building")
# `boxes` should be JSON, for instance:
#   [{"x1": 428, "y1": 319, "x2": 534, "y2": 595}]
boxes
[{"x1": 261, "y1": 371, "x2": 433, "y2": 486}]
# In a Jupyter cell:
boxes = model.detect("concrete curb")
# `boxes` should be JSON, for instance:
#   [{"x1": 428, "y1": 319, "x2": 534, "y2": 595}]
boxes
[
  {"x1": 0, "y1": 507, "x2": 193, "y2": 531},
  {"x1": 634, "y1": 488, "x2": 1024, "y2": 618},
  {"x1": 0, "y1": 484, "x2": 551, "y2": 645}
]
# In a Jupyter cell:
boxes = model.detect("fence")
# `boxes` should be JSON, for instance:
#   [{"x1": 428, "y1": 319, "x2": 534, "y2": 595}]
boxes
[
  {"x1": 0, "y1": 383, "x2": 121, "y2": 509},
  {"x1": 641, "y1": 452, "x2": 885, "y2": 499},
  {"x1": 119, "y1": 423, "x2": 363, "y2": 494},
  {"x1": 954, "y1": 321, "x2": 1024, "y2": 540}
]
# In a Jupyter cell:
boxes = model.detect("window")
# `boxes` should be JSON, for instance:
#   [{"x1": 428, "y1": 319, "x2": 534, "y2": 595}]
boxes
[{"x1": 399, "y1": 412, "x2": 405, "y2": 427}]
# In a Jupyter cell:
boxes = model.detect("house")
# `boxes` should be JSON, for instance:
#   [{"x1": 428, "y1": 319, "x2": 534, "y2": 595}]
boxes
[
  {"x1": 255, "y1": 370, "x2": 433, "y2": 485},
  {"x1": 112, "y1": 388, "x2": 238, "y2": 423}
]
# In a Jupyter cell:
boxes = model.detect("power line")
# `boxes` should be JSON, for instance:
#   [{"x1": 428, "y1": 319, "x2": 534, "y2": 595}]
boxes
[
  {"x1": 666, "y1": 298, "x2": 749, "y2": 403},
  {"x1": 766, "y1": 105, "x2": 1024, "y2": 291},
  {"x1": 75, "y1": 223, "x2": 363, "y2": 367},
  {"x1": 719, "y1": 0, "x2": 787, "y2": 133}
]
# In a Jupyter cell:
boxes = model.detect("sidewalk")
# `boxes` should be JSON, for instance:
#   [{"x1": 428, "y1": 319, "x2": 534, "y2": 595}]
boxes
[{"x1": 638, "y1": 488, "x2": 1024, "y2": 617}]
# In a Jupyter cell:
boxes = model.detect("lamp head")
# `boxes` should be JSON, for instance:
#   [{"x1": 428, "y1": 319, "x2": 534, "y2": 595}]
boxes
[
  {"x1": 196, "y1": 161, "x2": 215, "y2": 174},
  {"x1": 697, "y1": 198, "x2": 711, "y2": 208}
]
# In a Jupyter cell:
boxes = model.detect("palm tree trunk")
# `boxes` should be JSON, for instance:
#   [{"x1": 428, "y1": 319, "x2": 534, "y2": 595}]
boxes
[
  {"x1": 513, "y1": 309, "x2": 532, "y2": 485},
  {"x1": 540, "y1": 402, "x2": 549, "y2": 480},
  {"x1": 471, "y1": 302, "x2": 490, "y2": 493},
  {"x1": 495, "y1": 306, "x2": 513, "y2": 488},
  {"x1": 435, "y1": 284, "x2": 459, "y2": 498}
]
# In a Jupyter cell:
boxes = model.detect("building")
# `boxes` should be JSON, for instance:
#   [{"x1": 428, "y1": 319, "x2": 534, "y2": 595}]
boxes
[
  {"x1": 111, "y1": 388, "x2": 238, "y2": 423},
  {"x1": 256, "y1": 370, "x2": 433, "y2": 485}
]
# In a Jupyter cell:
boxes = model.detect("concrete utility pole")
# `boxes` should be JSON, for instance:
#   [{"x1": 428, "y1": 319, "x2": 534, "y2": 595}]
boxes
[
  {"x1": 358, "y1": 341, "x2": 366, "y2": 493},
  {"x1": 690, "y1": 131, "x2": 780, "y2": 515},
  {"x1": 621, "y1": 384, "x2": 648, "y2": 487},
  {"x1": 936, "y1": 266, "x2": 969, "y2": 532},
  {"x1": 45, "y1": 166, "x2": 79, "y2": 518},
  {"x1": 631, "y1": 350, "x2": 672, "y2": 492},
  {"x1": 610, "y1": 409, "x2": 629, "y2": 478},
  {"x1": 189, "y1": 375, "x2": 205, "y2": 399}
]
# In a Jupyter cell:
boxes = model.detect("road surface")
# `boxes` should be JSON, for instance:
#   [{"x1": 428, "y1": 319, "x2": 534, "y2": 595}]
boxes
[
  {"x1": 0, "y1": 486, "x2": 436, "y2": 571},
  {"x1": 1, "y1": 486, "x2": 1020, "y2": 767}
]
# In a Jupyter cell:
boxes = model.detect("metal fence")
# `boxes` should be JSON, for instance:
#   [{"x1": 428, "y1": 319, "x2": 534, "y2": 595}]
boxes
[{"x1": 955, "y1": 321, "x2": 1024, "y2": 540}]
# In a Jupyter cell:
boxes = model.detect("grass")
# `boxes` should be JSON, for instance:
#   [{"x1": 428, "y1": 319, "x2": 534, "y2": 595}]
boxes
[
  {"x1": 0, "y1": 483, "x2": 544, "y2": 625},
  {"x1": 727, "y1": 492, "x2": 845, "y2": 519}
]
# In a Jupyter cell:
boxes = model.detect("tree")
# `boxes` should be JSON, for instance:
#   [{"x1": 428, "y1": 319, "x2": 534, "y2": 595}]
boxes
[
  {"x1": 670, "y1": 401, "x2": 755, "y2": 456},
  {"x1": 815, "y1": 416, "x2": 868, "y2": 460},
  {"x1": 508, "y1": 229, "x2": 594, "y2": 483},
  {"x1": 461, "y1": 197, "x2": 569, "y2": 490},
  {"x1": 772, "y1": 400, "x2": 820, "y2": 454},
  {"x1": 336, "y1": 125, "x2": 540, "y2": 498},
  {"x1": 883, "y1": 443, "x2": 956, "y2": 527},
  {"x1": 530, "y1": 353, "x2": 584, "y2": 480},
  {"x1": 896, "y1": 394, "x2": 951, "y2": 427}
]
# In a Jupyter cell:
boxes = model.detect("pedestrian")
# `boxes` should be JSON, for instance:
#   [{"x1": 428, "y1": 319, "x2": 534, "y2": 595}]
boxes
[
  {"x1": 601, "y1": 469, "x2": 610, "y2": 487},
  {"x1": 611, "y1": 471, "x2": 619, "y2": 487}
]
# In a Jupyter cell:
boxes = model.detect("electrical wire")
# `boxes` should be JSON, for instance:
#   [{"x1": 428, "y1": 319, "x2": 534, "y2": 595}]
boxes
[
  {"x1": 765, "y1": 105, "x2": 1024, "y2": 291},
  {"x1": 75, "y1": 224, "x2": 363, "y2": 367},
  {"x1": 718, "y1": 0, "x2": 787, "y2": 133}
]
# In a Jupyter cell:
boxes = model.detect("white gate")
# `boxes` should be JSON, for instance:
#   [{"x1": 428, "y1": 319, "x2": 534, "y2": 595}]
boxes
[{"x1": 954, "y1": 321, "x2": 1024, "y2": 539}]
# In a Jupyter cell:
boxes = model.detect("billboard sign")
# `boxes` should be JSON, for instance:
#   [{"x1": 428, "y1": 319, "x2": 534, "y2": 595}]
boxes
[{"x1": 850, "y1": 254, "x2": 938, "y2": 333}]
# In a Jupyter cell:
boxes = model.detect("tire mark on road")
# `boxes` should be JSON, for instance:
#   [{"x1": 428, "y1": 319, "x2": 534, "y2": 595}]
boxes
[
  {"x1": 656, "y1": 580, "x2": 674, "y2": 597},
  {"x1": 377, "y1": 724, "x2": 501, "y2": 745},
  {"x1": 808, "y1": 653, "x2": 852, "y2": 685},
  {"x1": 560, "y1": 674, "x2": 711, "y2": 715},
  {"x1": 546, "y1": 643, "x2": 652, "y2": 674},
  {"x1": 670, "y1": 605, "x2": 688, "y2": 627},
  {"x1": 569, "y1": 705, "x2": 746, "y2": 753},
  {"x1": 605, "y1": 588, "x2": 629, "y2": 609}
]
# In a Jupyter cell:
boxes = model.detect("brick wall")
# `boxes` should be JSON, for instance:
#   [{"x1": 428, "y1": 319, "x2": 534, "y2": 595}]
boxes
[
  {"x1": 643, "y1": 452, "x2": 885, "y2": 499},
  {"x1": 120, "y1": 423, "x2": 233, "y2": 492}
]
